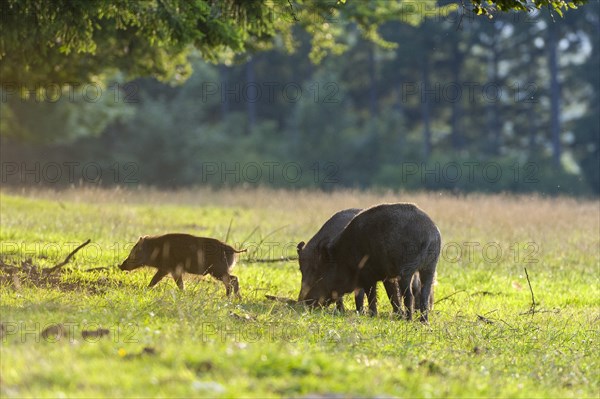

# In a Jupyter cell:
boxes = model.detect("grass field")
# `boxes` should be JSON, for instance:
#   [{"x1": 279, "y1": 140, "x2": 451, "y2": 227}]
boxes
[{"x1": 1, "y1": 186, "x2": 598, "y2": 398}]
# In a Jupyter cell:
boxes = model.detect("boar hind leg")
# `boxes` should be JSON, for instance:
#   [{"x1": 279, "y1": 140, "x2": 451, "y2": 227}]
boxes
[
  {"x1": 383, "y1": 279, "x2": 401, "y2": 314},
  {"x1": 418, "y1": 269, "x2": 435, "y2": 324},
  {"x1": 399, "y1": 271, "x2": 415, "y2": 321},
  {"x1": 231, "y1": 275, "x2": 240, "y2": 298},
  {"x1": 149, "y1": 269, "x2": 169, "y2": 288},
  {"x1": 171, "y1": 272, "x2": 184, "y2": 290},
  {"x1": 222, "y1": 275, "x2": 241, "y2": 298},
  {"x1": 335, "y1": 298, "x2": 346, "y2": 312},
  {"x1": 411, "y1": 273, "x2": 423, "y2": 309}
]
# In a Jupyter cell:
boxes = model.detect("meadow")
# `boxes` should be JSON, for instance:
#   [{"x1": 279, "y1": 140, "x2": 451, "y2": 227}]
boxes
[{"x1": 0, "y1": 186, "x2": 598, "y2": 398}]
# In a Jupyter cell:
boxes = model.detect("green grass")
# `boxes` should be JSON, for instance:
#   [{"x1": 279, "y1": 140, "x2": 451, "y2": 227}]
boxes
[{"x1": 1, "y1": 188, "x2": 598, "y2": 398}]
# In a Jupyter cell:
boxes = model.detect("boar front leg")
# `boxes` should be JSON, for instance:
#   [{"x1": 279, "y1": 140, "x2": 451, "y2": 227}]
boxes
[
  {"x1": 149, "y1": 269, "x2": 169, "y2": 288},
  {"x1": 354, "y1": 288, "x2": 365, "y2": 313},
  {"x1": 365, "y1": 284, "x2": 378, "y2": 317}
]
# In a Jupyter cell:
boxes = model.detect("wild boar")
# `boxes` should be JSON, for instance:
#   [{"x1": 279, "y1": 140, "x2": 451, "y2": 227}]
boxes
[
  {"x1": 297, "y1": 208, "x2": 364, "y2": 312},
  {"x1": 119, "y1": 234, "x2": 245, "y2": 296},
  {"x1": 297, "y1": 208, "x2": 423, "y2": 316},
  {"x1": 298, "y1": 203, "x2": 441, "y2": 322}
]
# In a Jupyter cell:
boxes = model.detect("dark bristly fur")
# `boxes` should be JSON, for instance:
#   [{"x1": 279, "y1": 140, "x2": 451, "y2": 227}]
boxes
[
  {"x1": 297, "y1": 208, "x2": 423, "y2": 315},
  {"x1": 119, "y1": 234, "x2": 245, "y2": 296},
  {"x1": 299, "y1": 203, "x2": 441, "y2": 322}
]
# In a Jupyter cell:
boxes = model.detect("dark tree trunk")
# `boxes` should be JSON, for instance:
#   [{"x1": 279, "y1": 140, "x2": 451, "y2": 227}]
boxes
[
  {"x1": 486, "y1": 33, "x2": 501, "y2": 155},
  {"x1": 219, "y1": 64, "x2": 229, "y2": 120},
  {"x1": 421, "y1": 51, "x2": 432, "y2": 160},
  {"x1": 368, "y1": 44, "x2": 378, "y2": 117},
  {"x1": 246, "y1": 57, "x2": 256, "y2": 134},
  {"x1": 451, "y1": 39, "x2": 463, "y2": 150},
  {"x1": 366, "y1": 42, "x2": 380, "y2": 171},
  {"x1": 547, "y1": 21, "x2": 562, "y2": 166},
  {"x1": 525, "y1": 27, "x2": 537, "y2": 155},
  {"x1": 527, "y1": 97, "x2": 537, "y2": 154}
]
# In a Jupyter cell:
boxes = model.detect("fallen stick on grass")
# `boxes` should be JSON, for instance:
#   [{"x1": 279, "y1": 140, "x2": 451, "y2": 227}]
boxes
[
  {"x1": 45, "y1": 239, "x2": 91, "y2": 274},
  {"x1": 433, "y1": 289, "x2": 466, "y2": 304},
  {"x1": 83, "y1": 267, "x2": 110, "y2": 272},
  {"x1": 248, "y1": 256, "x2": 298, "y2": 263},
  {"x1": 265, "y1": 294, "x2": 297, "y2": 305},
  {"x1": 524, "y1": 266, "x2": 537, "y2": 314}
]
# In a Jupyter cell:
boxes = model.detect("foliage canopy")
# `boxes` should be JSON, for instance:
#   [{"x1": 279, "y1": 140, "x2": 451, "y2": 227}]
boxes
[{"x1": 0, "y1": 0, "x2": 588, "y2": 87}]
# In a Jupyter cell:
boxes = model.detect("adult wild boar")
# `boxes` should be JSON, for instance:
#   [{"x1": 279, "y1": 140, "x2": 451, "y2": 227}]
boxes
[
  {"x1": 298, "y1": 203, "x2": 441, "y2": 322},
  {"x1": 297, "y1": 208, "x2": 424, "y2": 316},
  {"x1": 119, "y1": 234, "x2": 245, "y2": 296},
  {"x1": 297, "y1": 208, "x2": 365, "y2": 312}
]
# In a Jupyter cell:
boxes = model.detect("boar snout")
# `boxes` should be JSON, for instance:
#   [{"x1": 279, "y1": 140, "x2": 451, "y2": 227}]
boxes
[
  {"x1": 298, "y1": 297, "x2": 325, "y2": 308},
  {"x1": 299, "y1": 283, "x2": 333, "y2": 308},
  {"x1": 119, "y1": 259, "x2": 137, "y2": 271},
  {"x1": 298, "y1": 282, "x2": 312, "y2": 302},
  {"x1": 118, "y1": 236, "x2": 148, "y2": 271}
]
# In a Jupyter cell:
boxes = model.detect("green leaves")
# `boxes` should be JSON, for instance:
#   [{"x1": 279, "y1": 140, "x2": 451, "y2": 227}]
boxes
[
  {"x1": 471, "y1": 0, "x2": 587, "y2": 16},
  {"x1": 0, "y1": 0, "x2": 588, "y2": 89}
]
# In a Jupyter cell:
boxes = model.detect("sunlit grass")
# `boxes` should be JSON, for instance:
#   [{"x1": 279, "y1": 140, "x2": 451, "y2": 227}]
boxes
[{"x1": 1, "y1": 187, "x2": 598, "y2": 397}]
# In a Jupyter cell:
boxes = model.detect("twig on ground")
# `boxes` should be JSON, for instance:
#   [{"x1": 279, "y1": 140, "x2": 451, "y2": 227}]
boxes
[
  {"x1": 248, "y1": 256, "x2": 298, "y2": 263},
  {"x1": 83, "y1": 267, "x2": 110, "y2": 272},
  {"x1": 45, "y1": 239, "x2": 91, "y2": 274},
  {"x1": 519, "y1": 308, "x2": 559, "y2": 316},
  {"x1": 476, "y1": 314, "x2": 494, "y2": 324},
  {"x1": 434, "y1": 290, "x2": 466, "y2": 304},
  {"x1": 470, "y1": 291, "x2": 499, "y2": 296},
  {"x1": 265, "y1": 294, "x2": 297, "y2": 305},
  {"x1": 524, "y1": 266, "x2": 536, "y2": 314}
]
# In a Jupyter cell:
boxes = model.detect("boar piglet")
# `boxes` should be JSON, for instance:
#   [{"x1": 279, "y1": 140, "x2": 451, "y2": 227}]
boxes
[
  {"x1": 119, "y1": 234, "x2": 245, "y2": 296},
  {"x1": 299, "y1": 203, "x2": 441, "y2": 322}
]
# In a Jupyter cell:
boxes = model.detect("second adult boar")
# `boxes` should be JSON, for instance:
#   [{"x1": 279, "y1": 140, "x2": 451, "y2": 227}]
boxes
[
  {"x1": 119, "y1": 234, "x2": 245, "y2": 296},
  {"x1": 297, "y1": 208, "x2": 420, "y2": 315},
  {"x1": 298, "y1": 203, "x2": 441, "y2": 322}
]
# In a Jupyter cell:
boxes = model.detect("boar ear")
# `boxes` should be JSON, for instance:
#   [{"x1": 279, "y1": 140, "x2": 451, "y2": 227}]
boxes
[
  {"x1": 138, "y1": 235, "x2": 149, "y2": 248},
  {"x1": 297, "y1": 241, "x2": 305, "y2": 253}
]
